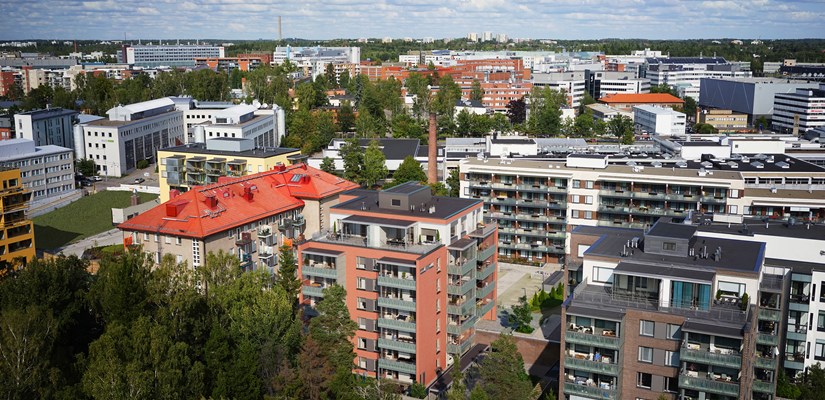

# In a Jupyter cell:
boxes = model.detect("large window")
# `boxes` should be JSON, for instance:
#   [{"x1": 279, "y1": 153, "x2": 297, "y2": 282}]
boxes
[
  {"x1": 671, "y1": 281, "x2": 711, "y2": 311},
  {"x1": 637, "y1": 373, "x2": 652, "y2": 389},
  {"x1": 593, "y1": 266, "x2": 614, "y2": 283},
  {"x1": 640, "y1": 320, "x2": 654, "y2": 337},
  {"x1": 665, "y1": 351, "x2": 680, "y2": 367},
  {"x1": 638, "y1": 346, "x2": 653, "y2": 363},
  {"x1": 815, "y1": 341, "x2": 825, "y2": 361},
  {"x1": 818, "y1": 311, "x2": 825, "y2": 332}
]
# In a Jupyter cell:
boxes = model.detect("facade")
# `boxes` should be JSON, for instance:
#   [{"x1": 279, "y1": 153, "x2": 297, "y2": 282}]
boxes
[
  {"x1": 121, "y1": 44, "x2": 225, "y2": 68},
  {"x1": 533, "y1": 72, "x2": 586, "y2": 109},
  {"x1": 0, "y1": 168, "x2": 35, "y2": 265},
  {"x1": 560, "y1": 219, "x2": 770, "y2": 400},
  {"x1": 157, "y1": 139, "x2": 300, "y2": 202},
  {"x1": 194, "y1": 104, "x2": 278, "y2": 148},
  {"x1": 272, "y1": 46, "x2": 361, "y2": 79},
  {"x1": 460, "y1": 153, "x2": 825, "y2": 263},
  {"x1": 599, "y1": 93, "x2": 684, "y2": 112},
  {"x1": 0, "y1": 70, "x2": 15, "y2": 97},
  {"x1": 699, "y1": 110, "x2": 749, "y2": 133},
  {"x1": 772, "y1": 84, "x2": 825, "y2": 134},
  {"x1": 698, "y1": 78, "x2": 819, "y2": 122},
  {"x1": 633, "y1": 105, "x2": 687, "y2": 136},
  {"x1": 585, "y1": 70, "x2": 650, "y2": 99},
  {"x1": 0, "y1": 139, "x2": 75, "y2": 206},
  {"x1": 118, "y1": 164, "x2": 359, "y2": 270},
  {"x1": 81, "y1": 98, "x2": 185, "y2": 176},
  {"x1": 586, "y1": 103, "x2": 633, "y2": 122},
  {"x1": 296, "y1": 183, "x2": 498, "y2": 387},
  {"x1": 194, "y1": 54, "x2": 269, "y2": 72},
  {"x1": 643, "y1": 57, "x2": 751, "y2": 100},
  {"x1": 13, "y1": 107, "x2": 78, "y2": 147}
]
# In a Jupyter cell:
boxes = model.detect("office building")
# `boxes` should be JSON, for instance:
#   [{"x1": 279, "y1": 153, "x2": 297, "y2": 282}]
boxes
[
  {"x1": 13, "y1": 107, "x2": 78, "y2": 147},
  {"x1": 773, "y1": 84, "x2": 825, "y2": 134},
  {"x1": 0, "y1": 139, "x2": 75, "y2": 206},
  {"x1": 157, "y1": 139, "x2": 300, "y2": 202},
  {"x1": 272, "y1": 46, "x2": 360, "y2": 79},
  {"x1": 586, "y1": 104, "x2": 633, "y2": 122},
  {"x1": 699, "y1": 78, "x2": 819, "y2": 123},
  {"x1": 599, "y1": 93, "x2": 684, "y2": 112},
  {"x1": 81, "y1": 98, "x2": 185, "y2": 176},
  {"x1": 297, "y1": 182, "x2": 498, "y2": 387},
  {"x1": 533, "y1": 72, "x2": 586, "y2": 109},
  {"x1": 120, "y1": 44, "x2": 225, "y2": 68},
  {"x1": 699, "y1": 110, "x2": 749, "y2": 133},
  {"x1": 585, "y1": 70, "x2": 650, "y2": 99},
  {"x1": 633, "y1": 105, "x2": 687, "y2": 136},
  {"x1": 119, "y1": 163, "x2": 358, "y2": 269},
  {"x1": 642, "y1": 57, "x2": 751, "y2": 100},
  {"x1": 0, "y1": 168, "x2": 35, "y2": 266}
]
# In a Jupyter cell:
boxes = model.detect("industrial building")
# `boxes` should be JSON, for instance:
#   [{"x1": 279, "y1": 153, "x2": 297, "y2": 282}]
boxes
[
  {"x1": 642, "y1": 57, "x2": 751, "y2": 100},
  {"x1": 633, "y1": 105, "x2": 687, "y2": 136}
]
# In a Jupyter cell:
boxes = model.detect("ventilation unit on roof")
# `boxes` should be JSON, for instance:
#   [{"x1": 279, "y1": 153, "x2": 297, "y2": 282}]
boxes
[
  {"x1": 676, "y1": 161, "x2": 688, "y2": 168},
  {"x1": 700, "y1": 161, "x2": 713, "y2": 168},
  {"x1": 776, "y1": 161, "x2": 790, "y2": 169},
  {"x1": 651, "y1": 161, "x2": 662, "y2": 168},
  {"x1": 752, "y1": 161, "x2": 764, "y2": 169}
]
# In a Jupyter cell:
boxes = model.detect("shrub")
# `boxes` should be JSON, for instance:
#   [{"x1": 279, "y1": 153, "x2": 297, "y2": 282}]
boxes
[{"x1": 136, "y1": 159, "x2": 149, "y2": 169}]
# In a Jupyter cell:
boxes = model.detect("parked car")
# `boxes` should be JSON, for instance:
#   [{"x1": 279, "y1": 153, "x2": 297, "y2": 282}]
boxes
[
  {"x1": 134, "y1": 178, "x2": 145, "y2": 184},
  {"x1": 90, "y1": 176, "x2": 103, "y2": 182}
]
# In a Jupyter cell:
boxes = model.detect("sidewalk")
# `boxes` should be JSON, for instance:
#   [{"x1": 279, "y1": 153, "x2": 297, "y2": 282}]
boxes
[{"x1": 56, "y1": 228, "x2": 123, "y2": 257}]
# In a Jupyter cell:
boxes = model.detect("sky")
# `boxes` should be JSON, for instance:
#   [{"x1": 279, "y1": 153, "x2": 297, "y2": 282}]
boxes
[{"x1": 1, "y1": 0, "x2": 825, "y2": 41}]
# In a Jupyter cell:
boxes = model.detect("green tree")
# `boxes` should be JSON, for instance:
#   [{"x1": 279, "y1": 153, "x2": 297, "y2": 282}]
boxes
[
  {"x1": 391, "y1": 114, "x2": 425, "y2": 140},
  {"x1": 799, "y1": 363, "x2": 825, "y2": 399},
  {"x1": 276, "y1": 245, "x2": 301, "y2": 311},
  {"x1": 506, "y1": 97, "x2": 527, "y2": 125},
  {"x1": 88, "y1": 251, "x2": 152, "y2": 325},
  {"x1": 229, "y1": 68, "x2": 243, "y2": 89},
  {"x1": 432, "y1": 75, "x2": 462, "y2": 118},
  {"x1": 356, "y1": 110, "x2": 385, "y2": 138},
  {"x1": 755, "y1": 115, "x2": 769, "y2": 131},
  {"x1": 340, "y1": 137, "x2": 363, "y2": 184},
  {"x1": 362, "y1": 139, "x2": 388, "y2": 187},
  {"x1": 509, "y1": 295, "x2": 534, "y2": 334},
  {"x1": 471, "y1": 80, "x2": 485, "y2": 102},
  {"x1": 446, "y1": 360, "x2": 467, "y2": 400},
  {"x1": 694, "y1": 123, "x2": 717, "y2": 134},
  {"x1": 650, "y1": 83, "x2": 678, "y2": 96},
  {"x1": 297, "y1": 336, "x2": 335, "y2": 400},
  {"x1": 476, "y1": 334, "x2": 533, "y2": 400},
  {"x1": 320, "y1": 156, "x2": 337, "y2": 175},
  {"x1": 76, "y1": 158, "x2": 97, "y2": 176},
  {"x1": 308, "y1": 285, "x2": 358, "y2": 398},
  {"x1": 777, "y1": 369, "x2": 801, "y2": 399},
  {"x1": 405, "y1": 73, "x2": 431, "y2": 119},
  {"x1": 683, "y1": 96, "x2": 697, "y2": 119},
  {"x1": 0, "y1": 306, "x2": 57, "y2": 400},
  {"x1": 579, "y1": 93, "x2": 596, "y2": 113},
  {"x1": 390, "y1": 156, "x2": 427, "y2": 186},
  {"x1": 527, "y1": 87, "x2": 566, "y2": 136},
  {"x1": 446, "y1": 168, "x2": 460, "y2": 197},
  {"x1": 573, "y1": 108, "x2": 596, "y2": 137},
  {"x1": 338, "y1": 101, "x2": 356, "y2": 133}
]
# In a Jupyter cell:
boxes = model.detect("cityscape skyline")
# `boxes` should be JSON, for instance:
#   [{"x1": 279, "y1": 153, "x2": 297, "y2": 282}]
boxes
[{"x1": 1, "y1": 0, "x2": 825, "y2": 41}]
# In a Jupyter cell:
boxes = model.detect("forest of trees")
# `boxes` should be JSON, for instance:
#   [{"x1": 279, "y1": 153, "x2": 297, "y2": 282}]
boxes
[{"x1": 0, "y1": 250, "x2": 545, "y2": 400}]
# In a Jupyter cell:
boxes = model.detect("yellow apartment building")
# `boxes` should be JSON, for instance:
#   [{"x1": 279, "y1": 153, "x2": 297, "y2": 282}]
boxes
[{"x1": 0, "y1": 168, "x2": 35, "y2": 267}]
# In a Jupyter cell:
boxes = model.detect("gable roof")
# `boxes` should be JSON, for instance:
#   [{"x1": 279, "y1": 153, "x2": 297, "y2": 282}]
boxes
[
  {"x1": 599, "y1": 93, "x2": 684, "y2": 104},
  {"x1": 118, "y1": 164, "x2": 358, "y2": 238}
]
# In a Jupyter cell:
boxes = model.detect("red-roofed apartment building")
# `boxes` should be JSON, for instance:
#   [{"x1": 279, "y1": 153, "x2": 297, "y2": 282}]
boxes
[
  {"x1": 118, "y1": 163, "x2": 358, "y2": 271},
  {"x1": 297, "y1": 182, "x2": 498, "y2": 388},
  {"x1": 598, "y1": 93, "x2": 684, "y2": 112}
]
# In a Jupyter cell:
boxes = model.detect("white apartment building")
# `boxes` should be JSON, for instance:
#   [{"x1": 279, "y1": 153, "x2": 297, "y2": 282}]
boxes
[
  {"x1": 121, "y1": 44, "x2": 224, "y2": 68},
  {"x1": 634, "y1": 105, "x2": 687, "y2": 136},
  {"x1": 532, "y1": 72, "x2": 586, "y2": 109},
  {"x1": 644, "y1": 57, "x2": 751, "y2": 100},
  {"x1": 81, "y1": 98, "x2": 184, "y2": 176},
  {"x1": 13, "y1": 107, "x2": 77, "y2": 148},
  {"x1": 0, "y1": 138, "x2": 75, "y2": 206},
  {"x1": 773, "y1": 84, "x2": 825, "y2": 134},
  {"x1": 272, "y1": 46, "x2": 360, "y2": 79},
  {"x1": 585, "y1": 70, "x2": 650, "y2": 99},
  {"x1": 193, "y1": 104, "x2": 278, "y2": 149}
]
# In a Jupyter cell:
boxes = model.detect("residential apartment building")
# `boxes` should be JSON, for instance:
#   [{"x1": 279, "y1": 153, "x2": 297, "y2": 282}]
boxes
[
  {"x1": 118, "y1": 164, "x2": 358, "y2": 270},
  {"x1": 194, "y1": 54, "x2": 270, "y2": 72},
  {"x1": 296, "y1": 183, "x2": 498, "y2": 387},
  {"x1": 272, "y1": 46, "x2": 361, "y2": 79},
  {"x1": 585, "y1": 70, "x2": 650, "y2": 99},
  {"x1": 157, "y1": 138, "x2": 300, "y2": 202},
  {"x1": 120, "y1": 44, "x2": 225, "y2": 68},
  {"x1": 0, "y1": 139, "x2": 75, "y2": 206},
  {"x1": 560, "y1": 218, "x2": 774, "y2": 400},
  {"x1": 699, "y1": 110, "x2": 749, "y2": 133},
  {"x1": 633, "y1": 105, "x2": 687, "y2": 136},
  {"x1": 0, "y1": 168, "x2": 35, "y2": 265},
  {"x1": 643, "y1": 57, "x2": 752, "y2": 100},
  {"x1": 460, "y1": 152, "x2": 825, "y2": 264},
  {"x1": 532, "y1": 72, "x2": 586, "y2": 109},
  {"x1": 13, "y1": 107, "x2": 78, "y2": 147},
  {"x1": 599, "y1": 93, "x2": 684, "y2": 112},
  {"x1": 81, "y1": 98, "x2": 185, "y2": 176},
  {"x1": 773, "y1": 84, "x2": 825, "y2": 134}
]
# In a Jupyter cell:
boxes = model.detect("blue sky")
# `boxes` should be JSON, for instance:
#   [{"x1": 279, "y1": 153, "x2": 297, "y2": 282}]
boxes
[{"x1": 1, "y1": 0, "x2": 824, "y2": 40}]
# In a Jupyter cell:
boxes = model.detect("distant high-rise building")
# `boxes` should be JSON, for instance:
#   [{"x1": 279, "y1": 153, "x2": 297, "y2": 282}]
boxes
[
  {"x1": 496, "y1": 34, "x2": 508, "y2": 43},
  {"x1": 467, "y1": 32, "x2": 479, "y2": 42},
  {"x1": 482, "y1": 31, "x2": 493, "y2": 42},
  {"x1": 120, "y1": 44, "x2": 224, "y2": 68}
]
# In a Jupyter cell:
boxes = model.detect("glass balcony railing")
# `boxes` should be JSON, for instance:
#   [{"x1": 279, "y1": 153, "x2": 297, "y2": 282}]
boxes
[
  {"x1": 477, "y1": 283, "x2": 495, "y2": 299},
  {"x1": 378, "y1": 358, "x2": 416, "y2": 375},
  {"x1": 564, "y1": 356, "x2": 620, "y2": 375},
  {"x1": 678, "y1": 375, "x2": 739, "y2": 397},
  {"x1": 301, "y1": 266, "x2": 338, "y2": 279},
  {"x1": 448, "y1": 279, "x2": 475, "y2": 295},
  {"x1": 377, "y1": 276, "x2": 416, "y2": 291},
  {"x1": 477, "y1": 300, "x2": 494, "y2": 317},
  {"x1": 680, "y1": 347, "x2": 742, "y2": 369},
  {"x1": 302, "y1": 286, "x2": 325, "y2": 297},
  {"x1": 378, "y1": 338, "x2": 416, "y2": 354},
  {"x1": 448, "y1": 258, "x2": 477, "y2": 276},
  {"x1": 757, "y1": 333, "x2": 779, "y2": 346},
  {"x1": 448, "y1": 340, "x2": 472, "y2": 355},
  {"x1": 563, "y1": 382, "x2": 618, "y2": 400},
  {"x1": 758, "y1": 308, "x2": 781, "y2": 322},
  {"x1": 447, "y1": 316, "x2": 477, "y2": 335},
  {"x1": 448, "y1": 301, "x2": 476, "y2": 316},
  {"x1": 377, "y1": 318, "x2": 416, "y2": 333},
  {"x1": 478, "y1": 246, "x2": 496, "y2": 261},
  {"x1": 477, "y1": 263, "x2": 496, "y2": 280},
  {"x1": 377, "y1": 297, "x2": 416, "y2": 312},
  {"x1": 754, "y1": 356, "x2": 777, "y2": 370},
  {"x1": 565, "y1": 330, "x2": 620, "y2": 350},
  {"x1": 753, "y1": 380, "x2": 775, "y2": 394}
]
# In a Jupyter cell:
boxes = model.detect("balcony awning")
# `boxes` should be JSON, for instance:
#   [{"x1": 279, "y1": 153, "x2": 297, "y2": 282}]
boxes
[
  {"x1": 343, "y1": 215, "x2": 415, "y2": 229},
  {"x1": 566, "y1": 304, "x2": 624, "y2": 321},
  {"x1": 378, "y1": 257, "x2": 417, "y2": 267},
  {"x1": 613, "y1": 261, "x2": 714, "y2": 284},
  {"x1": 302, "y1": 247, "x2": 343, "y2": 257},
  {"x1": 682, "y1": 319, "x2": 744, "y2": 339},
  {"x1": 448, "y1": 237, "x2": 476, "y2": 251},
  {"x1": 227, "y1": 159, "x2": 247, "y2": 165}
]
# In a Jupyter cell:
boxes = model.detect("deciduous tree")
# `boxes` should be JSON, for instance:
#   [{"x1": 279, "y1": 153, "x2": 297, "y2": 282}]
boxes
[{"x1": 362, "y1": 140, "x2": 388, "y2": 188}]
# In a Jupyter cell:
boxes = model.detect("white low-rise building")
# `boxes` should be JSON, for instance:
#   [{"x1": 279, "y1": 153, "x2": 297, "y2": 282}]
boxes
[
  {"x1": 773, "y1": 84, "x2": 825, "y2": 134},
  {"x1": 193, "y1": 104, "x2": 278, "y2": 148},
  {"x1": 633, "y1": 105, "x2": 686, "y2": 136}
]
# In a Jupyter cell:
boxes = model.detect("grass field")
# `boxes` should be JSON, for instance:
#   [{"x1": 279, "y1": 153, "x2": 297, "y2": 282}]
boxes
[{"x1": 34, "y1": 191, "x2": 158, "y2": 250}]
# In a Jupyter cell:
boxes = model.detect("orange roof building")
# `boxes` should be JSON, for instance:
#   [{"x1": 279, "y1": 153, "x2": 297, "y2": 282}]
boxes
[
  {"x1": 598, "y1": 93, "x2": 684, "y2": 111},
  {"x1": 118, "y1": 163, "x2": 358, "y2": 272}
]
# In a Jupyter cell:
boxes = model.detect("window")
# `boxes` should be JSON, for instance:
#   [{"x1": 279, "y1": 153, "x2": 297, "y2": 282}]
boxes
[
  {"x1": 593, "y1": 266, "x2": 614, "y2": 283},
  {"x1": 664, "y1": 377, "x2": 678, "y2": 392},
  {"x1": 154, "y1": 234, "x2": 159, "y2": 242},
  {"x1": 586, "y1": 181, "x2": 594, "y2": 189},
  {"x1": 666, "y1": 324, "x2": 681, "y2": 340},
  {"x1": 662, "y1": 242, "x2": 676, "y2": 251},
  {"x1": 358, "y1": 338, "x2": 367, "y2": 350},
  {"x1": 818, "y1": 311, "x2": 825, "y2": 332},
  {"x1": 638, "y1": 346, "x2": 653, "y2": 363},
  {"x1": 176, "y1": 237, "x2": 182, "y2": 245},
  {"x1": 357, "y1": 298, "x2": 368, "y2": 310},
  {"x1": 357, "y1": 278, "x2": 367, "y2": 290},
  {"x1": 358, "y1": 318, "x2": 368, "y2": 330},
  {"x1": 816, "y1": 342, "x2": 825, "y2": 361},
  {"x1": 572, "y1": 194, "x2": 580, "y2": 203},
  {"x1": 637, "y1": 372, "x2": 652, "y2": 389},
  {"x1": 572, "y1": 180, "x2": 581, "y2": 188},
  {"x1": 584, "y1": 211, "x2": 593, "y2": 220},
  {"x1": 665, "y1": 351, "x2": 680, "y2": 366},
  {"x1": 585, "y1": 195, "x2": 593, "y2": 205},
  {"x1": 391, "y1": 199, "x2": 401, "y2": 207},
  {"x1": 640, "y1": 320, "x2": 654, "y2": 337}
]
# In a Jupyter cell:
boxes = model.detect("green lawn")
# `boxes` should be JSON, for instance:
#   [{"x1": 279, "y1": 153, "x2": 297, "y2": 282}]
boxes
[{"x1": 34, "y1": 191, "x2": 158, "y2": 250}]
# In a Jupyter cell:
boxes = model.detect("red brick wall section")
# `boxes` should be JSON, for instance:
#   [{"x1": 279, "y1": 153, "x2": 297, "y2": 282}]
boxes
[{"x1": 475, "y1": 330, "x2": 560, "y2": 370}]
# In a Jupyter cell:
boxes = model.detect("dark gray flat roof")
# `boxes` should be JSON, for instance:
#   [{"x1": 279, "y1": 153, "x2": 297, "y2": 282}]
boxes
[
  {"x1": 698, "y1": 219, "x2": 825, "y2": 242},
  {"x1": 385, "y1": 181, "x2": 429, "y2": 195},
  {"x1": 765, "y1": 258, "x2": 825, "y2": 274},
  {"x1": 164, "y1": 143, "x2": 299, "y2": 158},
  {"x1": 448, "y1": 237, "x2": 476, "y2": 251},
  {"x1": 334, "y1": 190, "x2": 481, "y2": 221},
  {"x1": 566, "y1": 305, "x2": 625, "y2": 321},
  {"x1": 491, "y1": 138, "x2": 535, "y2": 144},
  {"x1": 647, "y1": 219, "x2": 697, "y2": 240},
  {"x1": 343, "y1": 214, "x2": 416, "y2": 228},
  {"x1": 614, "y1": 261, "x2": 714, "y2": 283},
  {"x1": 302, "y1": 247, "x2": 343, "y2": 256},
  {"x1": 682, "y1": 319, "x2": 744, "y2": 338}
]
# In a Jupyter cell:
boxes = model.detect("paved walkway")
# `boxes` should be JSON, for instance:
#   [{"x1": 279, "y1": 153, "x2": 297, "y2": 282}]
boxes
[{"x1": 56, "y1": 228, "x2": 123, "y2": 257}]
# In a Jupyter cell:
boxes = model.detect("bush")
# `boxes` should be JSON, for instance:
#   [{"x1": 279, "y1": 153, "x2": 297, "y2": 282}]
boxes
[
  {"x1": 409, "y1": 382, "x2": 427, "y2": 398},
  {"x1": 136, "y1": 159, "x2": 149, "y2": 169}
]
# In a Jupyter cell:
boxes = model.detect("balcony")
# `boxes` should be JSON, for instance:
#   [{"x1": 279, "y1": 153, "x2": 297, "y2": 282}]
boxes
[
  {"x1": 563, "y1": 382, "x2": 617, "y2": 400},
  {"x1": 598, "y1": 189, "x2": 634, "y2": 199},
  {"x1": 678, "y1": 374, "x2": 739, "y2": 397},
  {"x1": 302, "y1": 265, "x2": 338, "y2": 279},
  {"x1": 477, "y1": 282, "x2": 495, "y2": 299},
  {"x1": 564, "y1": 355, "x2": 620, "y2": 376},
  {"x1": 378, "y1": 358, "x2": 416, "y2": 375},
  {"x1": 377, "y1": 317, "x2": 416, "y2": 333},
  {"x1": 378, "y1": 275, "x2": 416, "y2": 291},
  {"x1": 377, "y1": 297, "x2": 416, "y2": 312},
  {"x1": 448, "y1": 339, "x2": 472, "y2": 355},
  {"x1": 447, "y1": 316, "x2": 477, "y2": 335},
  {"x1": 565, "y1": 330, "x2": 620, "y2": 350},
  {"x1": 448, "y1": 257, "x2": 477, "y2": 276},
  {"x1": 758, "y1": 308, "x2": 781, "y2": 322},
  {"x1": 378, "y1": 338, "x2": 416, "y2": 354},
  {"x1": 477, "y1": 300, "x2": 494, "y2": 317},
  {"x1": 756, "y1": 333, "x2": 779, "y2": 346},
  {"x1": 477, "y1": 262, "x2": 495, "y2": 280},
  {"x1": 448, "y1": 279, "x2": 475, "y2": 296},
  {"x1": 754, "y1": 356, "x2": 776, "y2": 370},
  {"x1": 478, "y1": 245, "x2": 496, "y2": 261},
  {"x1": 302, "y1": 286, "x2": 325, "y2": 297},
  {"x1": 680, "y1": 347, "x2": 742, "y2": 369},
  {"x1": 448, "y1": 301, "x2": 476, "y2": 316},
  {"x1": 293, "y1": 215, "x2": 306, "y2": 227}
]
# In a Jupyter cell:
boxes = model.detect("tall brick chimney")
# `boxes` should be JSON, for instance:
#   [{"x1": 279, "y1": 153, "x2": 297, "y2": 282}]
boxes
[{"x1": 427, "y1": 112, "x2": 437, "y2": 184}]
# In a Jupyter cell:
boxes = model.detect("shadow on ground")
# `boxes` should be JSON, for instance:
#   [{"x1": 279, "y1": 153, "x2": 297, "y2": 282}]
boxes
[{"x1": 34, "y1": 224, "x2": 81, "y2": 251}]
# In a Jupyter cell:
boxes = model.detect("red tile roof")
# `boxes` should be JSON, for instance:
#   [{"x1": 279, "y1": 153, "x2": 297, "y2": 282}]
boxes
[
  {"x1": 118, "y1": 164, "x2": 358, "y2": 238},
  {"x1": 599, "y1": 93, "x2": 684, "y2": 104}
]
